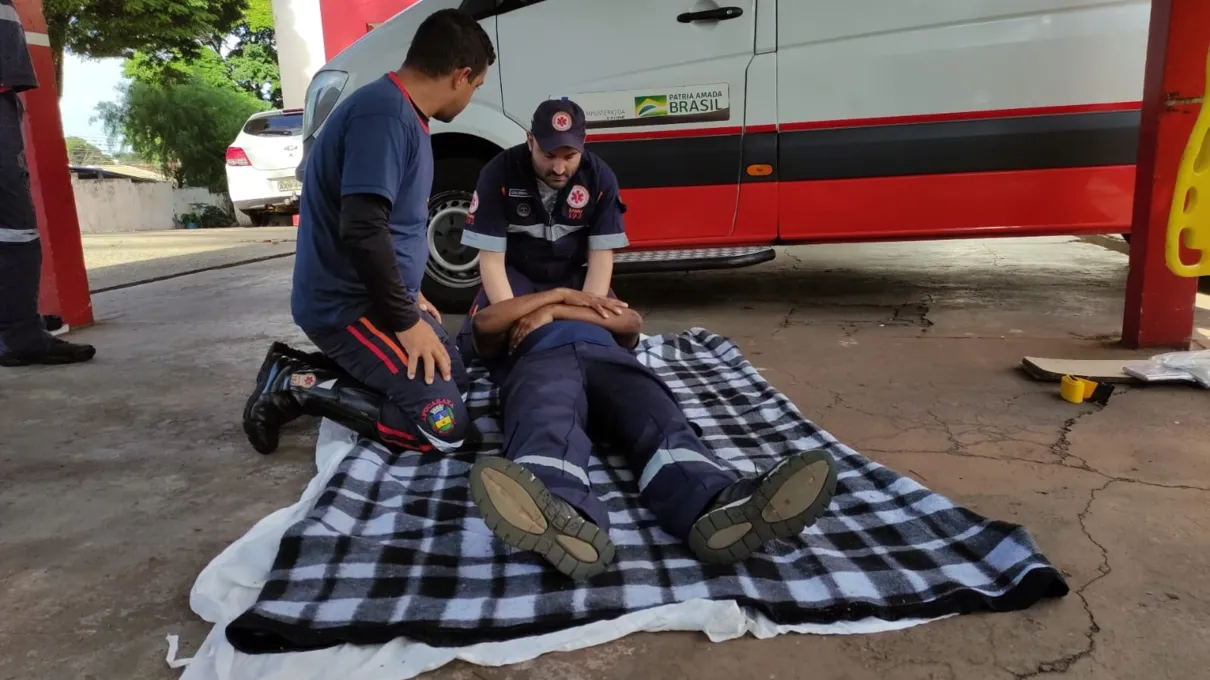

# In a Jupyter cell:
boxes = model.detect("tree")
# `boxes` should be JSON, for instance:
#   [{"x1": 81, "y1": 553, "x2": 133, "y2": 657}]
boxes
[
  {"x1": 122, "y1": 0, "x2": 282, "y2": 108},
  {"x1": 43, "y1": 0, "x2": 247, "y2": 91},
  {"x1": 64, "y1": 137, "x2": 111, "y2": 166},
  {"x1": 95, "y1": 76, "x2": 269, "y2": 192}
]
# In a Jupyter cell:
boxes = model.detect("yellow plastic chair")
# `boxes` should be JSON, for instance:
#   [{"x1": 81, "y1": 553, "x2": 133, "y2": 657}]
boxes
[{"x1": 1167, "y1": 48, "x2": 1210, "y2": 276}]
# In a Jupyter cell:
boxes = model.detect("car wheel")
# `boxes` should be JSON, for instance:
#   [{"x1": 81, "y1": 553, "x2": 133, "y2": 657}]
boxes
[
  {"x1": 243, "y1": 210, "x2": 272, "y2": 227},
  {"x1": 421, "y1": 156, "x2": 488, "y2": 314}
]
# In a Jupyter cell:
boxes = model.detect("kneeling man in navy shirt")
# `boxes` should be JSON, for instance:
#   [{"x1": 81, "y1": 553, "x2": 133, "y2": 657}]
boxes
[{"x1": 243, "y1": 9, "x2": 495, "y2": 455}]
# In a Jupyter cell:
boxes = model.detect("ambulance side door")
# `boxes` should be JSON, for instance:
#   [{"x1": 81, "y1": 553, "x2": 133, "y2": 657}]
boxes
[{"x1": 491, "y1": 0, "x2": 757, "y2": 246}]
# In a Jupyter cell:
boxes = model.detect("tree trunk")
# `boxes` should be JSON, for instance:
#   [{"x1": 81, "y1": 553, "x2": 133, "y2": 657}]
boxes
[{"x1": 47, "y1": 21, "x2": 65, "y2": 97}]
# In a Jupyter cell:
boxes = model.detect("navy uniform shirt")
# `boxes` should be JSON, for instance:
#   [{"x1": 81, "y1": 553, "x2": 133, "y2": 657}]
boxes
[
  {"x1": 0, "y1": 0, "x2": 38, "y2": 93},
  {"x1": 291, "y1": 73, "x2": 434, "y2": 335},
  {"x1": 460, "y1": 144, "x2": 629, "y2": 287}
]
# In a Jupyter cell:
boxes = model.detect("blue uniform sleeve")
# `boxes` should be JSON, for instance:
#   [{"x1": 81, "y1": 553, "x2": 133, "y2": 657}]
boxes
[
  {"x1": 589, "y1": 167, "x2": 629, "y2": 251},
  {"x1": 461, "y1": 161, "x2": 509, "y2": 253},
  {"x1": 339, "y1": 114, "x2": 411, "y2": 202}
]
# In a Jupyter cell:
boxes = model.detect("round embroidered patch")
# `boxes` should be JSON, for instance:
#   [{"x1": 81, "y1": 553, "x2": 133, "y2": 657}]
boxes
[
  {"x1": 567, "y1": 185, "x2": 590, "y2": 210},
  {"x1": 468, "y1": 191, "x2": 479, "y2": 214},
  {"x1": 552, "y1": 111, "x2": 573, "y2": 132},
  {"x1": 424, "y1": 399, "x2": 456, "y2": 434}
]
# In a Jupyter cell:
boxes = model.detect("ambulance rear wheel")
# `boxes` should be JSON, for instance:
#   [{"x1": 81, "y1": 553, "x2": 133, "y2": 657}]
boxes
[{"x1": 423, "y1": 157, "x2": 486, "y2": 315}]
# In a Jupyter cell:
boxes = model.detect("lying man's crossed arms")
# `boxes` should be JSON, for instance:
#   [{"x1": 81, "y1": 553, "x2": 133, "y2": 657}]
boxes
[{"x1": 458, "y1": 285, "x2": 839, "y2": 580}]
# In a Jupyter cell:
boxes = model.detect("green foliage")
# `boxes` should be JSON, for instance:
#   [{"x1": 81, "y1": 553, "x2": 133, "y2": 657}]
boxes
[
  {"x1": 121, "y1": 0, "x2": 281, "y2": 107},
  {"x1": 178, "y1": 203, "x2": 235, "y2": 229},
  {"x1": 64, "y1": 137, "x2": 111, "y2": 165},
  {"x1": 113, "y1": 150, "x2": 150, "y2": 165},
  {"x1": 96, "y1": 77, "x2": 270, "y2": 192},
  {"x1": 43, "y1": 0, "x2": 247, "y2": 88}
]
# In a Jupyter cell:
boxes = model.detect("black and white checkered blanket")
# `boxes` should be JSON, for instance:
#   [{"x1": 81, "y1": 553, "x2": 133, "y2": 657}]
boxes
[{"x1": 226, "y1": 329, "x2": 1068, "y2": 654}]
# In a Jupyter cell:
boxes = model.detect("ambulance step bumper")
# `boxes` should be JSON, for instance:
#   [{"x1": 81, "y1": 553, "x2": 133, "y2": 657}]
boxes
[{"x1": 614, "y1": 246, "x2": 775, "y2": 274}]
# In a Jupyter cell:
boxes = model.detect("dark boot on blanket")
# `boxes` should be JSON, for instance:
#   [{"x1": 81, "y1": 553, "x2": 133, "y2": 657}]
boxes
[
  {"x1": 688, "y1": 449, "x2": 839, "y2": 565},
  {"x1": 469, "y1": 457, "x2": 617, "y2": 581},
  {"x1": 243, "y1": 342, "x2": 382, "y2": 454}
]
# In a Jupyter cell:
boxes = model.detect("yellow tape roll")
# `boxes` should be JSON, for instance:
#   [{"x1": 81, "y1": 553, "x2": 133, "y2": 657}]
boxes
[{"x1": 1060, "y1": 375, "x2": 1098, "y2": 404}]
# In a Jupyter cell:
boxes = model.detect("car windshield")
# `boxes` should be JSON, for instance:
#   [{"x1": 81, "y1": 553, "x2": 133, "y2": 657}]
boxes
[{"x1": 244, "y1": 113, "x2": 304, "y2": 137}]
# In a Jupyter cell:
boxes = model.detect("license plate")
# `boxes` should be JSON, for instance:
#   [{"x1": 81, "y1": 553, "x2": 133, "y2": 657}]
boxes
[{"x1": 276, "y1": 178, "x2": 302, "y2": 193}]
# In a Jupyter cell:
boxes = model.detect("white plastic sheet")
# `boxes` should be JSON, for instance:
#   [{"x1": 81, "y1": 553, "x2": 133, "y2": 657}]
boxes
[{"x1": 1123, "y1": 350, "x2": 1210, "y2": 388}]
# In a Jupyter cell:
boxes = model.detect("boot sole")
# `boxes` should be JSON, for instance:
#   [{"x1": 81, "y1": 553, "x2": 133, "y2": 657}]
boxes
[
  {"x1": 0, "y1": 352, "x2": 94, "y2": 367},
  {"x1": 468, "y1": 457, "x2": 616, "y2": 581},
  {"x1": 688, "y1": 449, "x2": 839, "y2": 565}
]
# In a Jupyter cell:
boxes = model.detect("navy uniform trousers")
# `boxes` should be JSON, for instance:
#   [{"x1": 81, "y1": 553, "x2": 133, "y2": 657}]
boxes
[
  {"x1": 501, "y1": 339, "x2": 739, "y2": 541},
  {"x1": 0, "y1": 91, "x2": 46, "y2": 355},
  {"x1": 307, "y1": 310, "x2": 471, "y2": 453}
]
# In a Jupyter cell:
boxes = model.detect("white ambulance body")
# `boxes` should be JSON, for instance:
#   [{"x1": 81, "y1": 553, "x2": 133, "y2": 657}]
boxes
[{"x1": 300, "y1": 0, "x2": 1149, "y2": 310}]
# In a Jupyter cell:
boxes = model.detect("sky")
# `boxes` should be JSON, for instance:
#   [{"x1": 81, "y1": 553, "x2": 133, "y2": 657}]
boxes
[{"x1": 58, "y1": 51, "x2": 128, "y2": 152}]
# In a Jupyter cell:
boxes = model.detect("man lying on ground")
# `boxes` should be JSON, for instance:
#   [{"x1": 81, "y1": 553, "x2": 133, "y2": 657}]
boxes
[{"x1": 458, "y1": 276, "x2": 839, "y2": 580}]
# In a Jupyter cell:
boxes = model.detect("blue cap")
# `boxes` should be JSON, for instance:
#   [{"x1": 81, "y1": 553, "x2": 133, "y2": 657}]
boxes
[{"x1": 531, "y1": 99, "x2": 586, "y2": 153}]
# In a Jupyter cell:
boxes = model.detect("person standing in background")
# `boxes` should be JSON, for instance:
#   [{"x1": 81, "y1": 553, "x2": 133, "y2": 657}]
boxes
[{"x1": 0, "y1": 0, "x2": 96, "y2": 367}]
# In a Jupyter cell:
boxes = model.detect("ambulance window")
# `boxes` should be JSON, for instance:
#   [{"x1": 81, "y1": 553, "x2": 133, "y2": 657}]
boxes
[
  {"x1": 460, "y1": 0, "x2": 547, "y2": 19},
  {"x1": 459, "y1": 0, "x2": 499, "y2": 18}
]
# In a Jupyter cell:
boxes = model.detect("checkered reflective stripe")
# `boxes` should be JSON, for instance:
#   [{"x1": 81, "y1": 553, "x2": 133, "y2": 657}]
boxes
[
  {"x1": 225, "y1": 329, "x2": 1068, "y2": 653},
  {"x1": 614, "y1": 245, "x2": 772, "y2": 263}
]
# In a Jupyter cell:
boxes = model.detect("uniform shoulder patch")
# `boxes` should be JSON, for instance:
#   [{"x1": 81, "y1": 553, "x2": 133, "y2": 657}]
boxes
[{"x1": 567, "y1": 185, "x2": 590, "y2": 210}]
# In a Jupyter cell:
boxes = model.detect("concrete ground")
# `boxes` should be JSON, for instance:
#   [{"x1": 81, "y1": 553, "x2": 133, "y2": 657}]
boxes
[{"x1": 3, "y1": 230, "x2": 1209, "y2": 680}]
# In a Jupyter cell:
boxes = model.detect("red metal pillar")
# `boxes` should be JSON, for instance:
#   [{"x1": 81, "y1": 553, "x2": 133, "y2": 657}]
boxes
[
  {"x1": 12, "y1": 0, "x2": 93, "y2": 326},
  {"x1": 1122, "y1": 0, "x2": 1205, "y2": 348}
]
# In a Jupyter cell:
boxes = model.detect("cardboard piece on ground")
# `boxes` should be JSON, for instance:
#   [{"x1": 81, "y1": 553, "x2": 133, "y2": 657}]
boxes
[{"x1": 1020, "y1": 357, "x2": 1144, "y2": 383}]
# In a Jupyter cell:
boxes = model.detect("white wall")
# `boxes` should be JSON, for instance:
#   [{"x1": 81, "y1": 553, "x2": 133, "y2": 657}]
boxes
[
  {"x1": 272, "y1": 0, "x2": 327, "y2": 110},
  {"x1": 72, "y1": 179, "x2": 233, "y2": 234}
]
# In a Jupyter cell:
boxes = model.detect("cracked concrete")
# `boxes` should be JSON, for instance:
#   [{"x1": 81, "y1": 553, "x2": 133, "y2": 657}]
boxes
[{"x1": 2, "y1": 234, "x2": 1210, "y2": 679}]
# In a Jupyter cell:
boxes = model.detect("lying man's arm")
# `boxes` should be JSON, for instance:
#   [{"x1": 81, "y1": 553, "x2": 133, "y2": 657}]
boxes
[
  {"x1": 472, "y1": 288, "x2": 635, "y2": 359},
  {"x1": 543, "y1": 303, "x2": 642, "y2": 351}
]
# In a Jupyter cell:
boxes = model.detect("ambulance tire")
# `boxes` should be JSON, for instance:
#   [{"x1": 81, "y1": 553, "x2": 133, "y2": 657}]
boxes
[{"x1": 422, "y1": 156, "x2": 488, "y2": 315}]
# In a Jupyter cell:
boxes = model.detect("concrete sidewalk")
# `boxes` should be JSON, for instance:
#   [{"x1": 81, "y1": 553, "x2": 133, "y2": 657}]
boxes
[
  {"x1": 2, "y1": 236, "x2": 1208, "y2": 679},
  {"x1": 82, "y1": 227, "x2": 298, "y2": 293}
]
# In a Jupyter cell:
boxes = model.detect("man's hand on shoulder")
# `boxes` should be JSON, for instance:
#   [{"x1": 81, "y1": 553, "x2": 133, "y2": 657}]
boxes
[{"x1": 395, "y1": 321, "x2": 452, "y2": 384}]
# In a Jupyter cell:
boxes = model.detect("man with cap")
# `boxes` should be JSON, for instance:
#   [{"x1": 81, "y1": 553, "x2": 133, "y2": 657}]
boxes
[{"x1": 459, "y1": 98, "x2": 628, "y2": 311}]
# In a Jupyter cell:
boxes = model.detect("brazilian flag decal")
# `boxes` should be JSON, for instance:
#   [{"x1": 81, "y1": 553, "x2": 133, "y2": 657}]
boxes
[{"x1": 634, "y1": 95, "x2": 668, "y2": 118}]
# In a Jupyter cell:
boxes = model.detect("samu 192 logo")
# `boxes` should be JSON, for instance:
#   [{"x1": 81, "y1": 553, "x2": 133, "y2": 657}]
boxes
[{"x1": 634, "y1": 95, "x2": 668, "y2": 118}]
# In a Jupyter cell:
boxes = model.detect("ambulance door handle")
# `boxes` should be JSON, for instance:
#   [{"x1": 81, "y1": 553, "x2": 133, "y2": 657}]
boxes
[{"x1": 677, "y1": 7, "x2": 743, "y2": 23}]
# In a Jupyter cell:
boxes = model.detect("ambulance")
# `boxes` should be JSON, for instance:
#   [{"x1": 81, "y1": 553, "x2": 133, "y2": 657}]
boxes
[{"x1": 299, "y1": 0, "x2": 1150, "y2": 311}]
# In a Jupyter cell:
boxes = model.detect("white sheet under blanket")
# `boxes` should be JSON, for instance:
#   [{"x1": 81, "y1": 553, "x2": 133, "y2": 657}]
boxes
[{"x1": 176, "y1": 420, "x2": 943, "y2": 680}]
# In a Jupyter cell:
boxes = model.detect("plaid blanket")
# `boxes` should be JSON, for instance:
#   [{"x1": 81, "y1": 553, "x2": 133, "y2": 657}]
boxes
[{"x1": 226, "y1": 329, "x2": 1068, "y2": 654}]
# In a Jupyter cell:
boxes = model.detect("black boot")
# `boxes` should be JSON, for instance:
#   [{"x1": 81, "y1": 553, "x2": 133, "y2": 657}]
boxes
[
  {"x1": 0, "y1": 336, "x2": 96, "y2": 367},
  {"x1": 242, "y1": 342, "x2": 382, "y2": 454}
]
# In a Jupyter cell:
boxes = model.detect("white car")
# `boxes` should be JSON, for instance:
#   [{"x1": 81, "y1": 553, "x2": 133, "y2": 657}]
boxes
[{"x1": 226, "y1": 109, "x2": 306, "y2": 226}]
